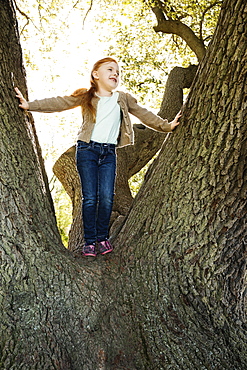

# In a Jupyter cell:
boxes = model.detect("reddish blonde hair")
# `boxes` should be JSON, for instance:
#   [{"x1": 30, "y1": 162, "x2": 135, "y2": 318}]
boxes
[{"x1": 72, "y1": 57, "x2": 118, "y2": 120}]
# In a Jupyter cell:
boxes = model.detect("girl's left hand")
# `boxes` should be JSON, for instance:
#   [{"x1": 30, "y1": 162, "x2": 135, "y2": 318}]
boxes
[{"x1": 170, "y1": 110, "x2": 182, "y2": 130}]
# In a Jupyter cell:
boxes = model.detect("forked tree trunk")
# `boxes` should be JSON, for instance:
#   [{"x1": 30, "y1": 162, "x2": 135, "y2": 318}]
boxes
[{"x1": 0, "y1": 0, "x2": 246, "y2": 369}]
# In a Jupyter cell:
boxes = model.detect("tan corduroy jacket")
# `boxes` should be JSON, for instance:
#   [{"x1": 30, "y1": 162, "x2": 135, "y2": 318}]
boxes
[{"x1": 28, "y1": 91, "x2": 172, "y2": 148}]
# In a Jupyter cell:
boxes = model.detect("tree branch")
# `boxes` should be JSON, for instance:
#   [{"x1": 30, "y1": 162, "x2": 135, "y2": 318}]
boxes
[
  {"x1": 199, "y1": 1, "x2": 221, "y2": 40},
  {"x1": 13, "y1": 0, "x2": 39, "y2": 34},
  {"x1": 152, "y1": 7, "x2": 206, "y2": 61},
  {"x1": 82, "y1": 0, "x2": 93, "y2": 29}
]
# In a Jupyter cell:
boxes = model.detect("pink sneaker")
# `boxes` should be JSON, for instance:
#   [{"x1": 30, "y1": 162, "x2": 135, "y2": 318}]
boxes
[
  {"x1": 82, "y1": 244, "x2": 96, "y2": 257},
  {"x1": 98, "y1": 240, "x2": 113, "y2": 255}
]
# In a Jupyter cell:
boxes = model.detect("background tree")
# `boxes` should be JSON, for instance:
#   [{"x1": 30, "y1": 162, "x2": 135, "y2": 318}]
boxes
[
  {"x1": 96, "y1": 0, "x2": 221, "y2": 95},
  {"x1": 1, "y1": 0, "x2": 247, "y2": 369}
]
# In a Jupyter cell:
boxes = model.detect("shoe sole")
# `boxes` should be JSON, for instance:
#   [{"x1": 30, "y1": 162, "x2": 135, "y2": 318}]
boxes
[
  {"x1": 100, "y1": 249, "x2": 113, "y2": 255},
  {"x1": 83, "y1": 253, "x2": 97, "y2": 257}
]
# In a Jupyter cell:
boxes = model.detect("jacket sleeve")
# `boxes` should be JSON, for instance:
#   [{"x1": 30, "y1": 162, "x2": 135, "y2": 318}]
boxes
[
  {"x1": 28, "y1": 95, "x2": 82, "y2": 113},
  {"x1": 126, "y1": 93, "x2": 172, "y2": 132}
]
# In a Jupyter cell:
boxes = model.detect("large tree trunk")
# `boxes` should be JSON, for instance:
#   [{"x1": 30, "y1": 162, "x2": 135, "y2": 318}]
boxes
[
  {"x1": 1, "y1": 0, "x2": 247, "y2": 369},
  {"x1": 112, "y1": 0, "x2": 247, "y2": 367}
]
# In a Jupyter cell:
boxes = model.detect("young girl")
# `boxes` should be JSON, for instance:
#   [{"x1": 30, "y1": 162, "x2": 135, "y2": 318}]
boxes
[{"x1": 15, "y1": 57, "x2": 181, "y2": 257}]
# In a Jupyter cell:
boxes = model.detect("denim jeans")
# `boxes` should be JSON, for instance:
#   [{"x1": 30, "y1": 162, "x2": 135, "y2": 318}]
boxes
[{"x1": 76, "y1": 140, "x2": 116, "y2": 245}]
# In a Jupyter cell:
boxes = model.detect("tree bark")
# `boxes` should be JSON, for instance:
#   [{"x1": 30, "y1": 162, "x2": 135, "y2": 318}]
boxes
[
  {"x1": 113, "y1": 0, "x2": 247, "y2": 367},
  {"x1": 1, "y1": 0, "x2": 247, "y2": 369}
]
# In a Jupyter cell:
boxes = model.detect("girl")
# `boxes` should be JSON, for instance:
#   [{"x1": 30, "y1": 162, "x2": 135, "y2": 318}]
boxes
[{"x1": 15, "y1": 57, "x2": 181, "y2": 257}]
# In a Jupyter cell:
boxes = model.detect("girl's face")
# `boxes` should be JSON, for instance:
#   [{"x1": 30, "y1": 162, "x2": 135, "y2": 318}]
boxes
[{"x1": 92, "y1": 62, "x2": 120, "y2": 92}]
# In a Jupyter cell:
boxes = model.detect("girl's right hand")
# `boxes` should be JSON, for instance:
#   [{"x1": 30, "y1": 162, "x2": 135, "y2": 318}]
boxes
[{"x1": 14, "y1": 87, "x2": 29, "y2": 110}]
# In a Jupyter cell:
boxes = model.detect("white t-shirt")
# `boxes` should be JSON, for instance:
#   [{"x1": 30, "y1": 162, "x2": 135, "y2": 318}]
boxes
[{"x1": 90, "y1": 92, "x2": 121, "y2": 144}]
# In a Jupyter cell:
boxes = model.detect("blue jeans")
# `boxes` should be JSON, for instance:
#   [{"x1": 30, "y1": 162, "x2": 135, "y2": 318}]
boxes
[{"x1": 76, "y1": 140, "x2": 116, "y2": 245}]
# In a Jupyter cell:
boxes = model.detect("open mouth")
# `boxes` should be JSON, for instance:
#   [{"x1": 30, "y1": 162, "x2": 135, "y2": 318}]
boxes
[{"x1": 110, "y1": 77, "x2": 117, "y2": 83}]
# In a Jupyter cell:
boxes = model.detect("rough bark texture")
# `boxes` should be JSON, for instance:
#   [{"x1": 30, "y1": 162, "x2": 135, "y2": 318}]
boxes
[
  {"x1": 1, "y1": 0, "x2": 247, "y2": 369},
  {"x1": 53, "y1": 65, "x2": 197, "y2": 251},
  {"x1": 113, "y1": 0, "x2": 247, "y2": 367}
]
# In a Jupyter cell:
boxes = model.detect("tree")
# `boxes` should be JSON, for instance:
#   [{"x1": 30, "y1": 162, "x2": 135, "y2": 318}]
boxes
[
  {"x1": 1, "y1": 0, "x2": 247, "y2": 369},
  {"x1": 96, "y1": 0, "x2": 221, "y2": 93},
  {"x1": 146, "y1": 0, "x2": 222, "y2": 61}
]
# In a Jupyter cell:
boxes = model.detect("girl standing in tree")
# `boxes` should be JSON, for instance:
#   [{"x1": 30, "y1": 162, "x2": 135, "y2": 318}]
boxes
[{"x1": 15, "y1": 57, "x2": 181, "y2": 257}]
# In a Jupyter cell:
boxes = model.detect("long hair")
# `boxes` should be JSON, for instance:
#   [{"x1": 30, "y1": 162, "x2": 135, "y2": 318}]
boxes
[{"x1": 72, "y1": 57, "x2": 118, "y2": 120}]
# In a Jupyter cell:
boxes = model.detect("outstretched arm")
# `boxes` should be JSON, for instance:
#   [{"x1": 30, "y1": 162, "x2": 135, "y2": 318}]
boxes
[
  {"x1": 126, "y1": 92, "x2": 182, "y2": 133},
  {"x1": 15, "y1": 88, "x2": 82, "y2": 113},
  {"x1": 15, "y1": 87, "x2": 29, "y2": 110}
]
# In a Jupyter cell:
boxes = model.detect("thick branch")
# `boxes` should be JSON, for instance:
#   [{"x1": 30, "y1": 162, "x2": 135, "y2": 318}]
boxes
[
  {"x1": 127, "y1": 65, "x2": 198, "y2": 176},
  {"x1": 152, "y1": 7, "x2": 206, "y2": 61}
]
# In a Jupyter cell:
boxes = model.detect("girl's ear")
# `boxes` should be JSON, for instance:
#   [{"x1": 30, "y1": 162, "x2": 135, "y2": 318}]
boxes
[{"x1": 92, "y1": 70, "x2": 99, "y2": 79}]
